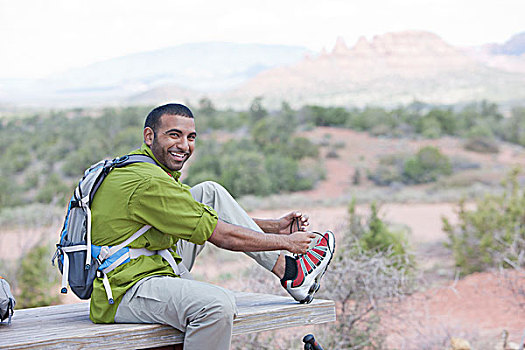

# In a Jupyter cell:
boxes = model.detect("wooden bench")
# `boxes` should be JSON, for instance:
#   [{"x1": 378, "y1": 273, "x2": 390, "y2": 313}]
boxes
[{"x1": 0, "y1": 291, "x2": 336, "y2": 349}]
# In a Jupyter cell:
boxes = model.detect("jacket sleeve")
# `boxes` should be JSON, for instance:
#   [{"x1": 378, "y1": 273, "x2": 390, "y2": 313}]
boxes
[{"x1": 128, "y1": 175, "x2": 218, "y2": 245}]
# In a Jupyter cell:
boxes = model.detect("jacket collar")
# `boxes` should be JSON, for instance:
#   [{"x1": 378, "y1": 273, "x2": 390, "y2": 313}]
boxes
[{"x1": 138, "y1": 143, "x2": 182, "y2": 181}]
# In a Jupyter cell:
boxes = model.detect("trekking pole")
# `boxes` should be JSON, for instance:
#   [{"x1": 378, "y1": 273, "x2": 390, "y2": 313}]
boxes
[{"x1": 303, "y1": 334, "x2": 324, "y2": 350}]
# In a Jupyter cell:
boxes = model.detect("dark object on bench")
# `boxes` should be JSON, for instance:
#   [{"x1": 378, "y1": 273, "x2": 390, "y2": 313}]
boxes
[{"x1": 303, "y1": 333, "x2": 324, "y2": 350}]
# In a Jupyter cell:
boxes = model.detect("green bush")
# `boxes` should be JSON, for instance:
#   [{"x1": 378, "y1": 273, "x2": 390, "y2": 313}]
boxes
[
  {"x1": 304, "y1": 105, "x2": 349, "y2": 126},
  {"x1": 16, "y1": 244, "x2": 59, "y2": 308},
  {"x1": 367, "y1": 164, "x2": 403, "y2": 186},
  {"x1": 287, "y1": 136, "x2": 319, "y2": 159},
  {"x1": 501, "y1": 107, "x2": 525, "y2": 146},
  {"x1": 348, "y1": 107, "x2": 392, "y2": 131},
  {"x1": 368, "y1": 146, "x2": 452, "y2": 185},
  {"x1": 185, "y1": 108, "x2": 322, "y2": 197},
  {"x1": 402, "y1": 146, "x2": 452, "y2": 184},
  {"x1": 0, "y1": 173, "x2": 23, "y2": 209},
  {"x1": 2, "y1": 142, "x2": 32, "y2": 174},
  {"x1": 36, "y1": 173, "x2": 71, "y2": 204},
  {"x1": 220, "y1": 151, "x2": 272, "y2": 197},
  {"x1": 348, "y1": 200, "x2": 413, "y2": 262},
  {"x1": 443, "y1": 168, "x2": 525, "y2": 275},
  {"x1": 464, "y1": 137, "x2": 499, "y2": 154},
  {"x1": 312, "y1": 199, "x2": 414, "y2": 349},
  {"x1": 264, "y1": 155, "x2": 300, "y2": 193},
  {"x1": 419, "y1": 117, "x2": 442, "y2": 138}
]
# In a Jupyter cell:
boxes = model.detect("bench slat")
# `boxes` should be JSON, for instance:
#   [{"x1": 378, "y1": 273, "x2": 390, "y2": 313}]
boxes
[{"x1": 1, "y1": 291, "x2": 335, "y2": 349}]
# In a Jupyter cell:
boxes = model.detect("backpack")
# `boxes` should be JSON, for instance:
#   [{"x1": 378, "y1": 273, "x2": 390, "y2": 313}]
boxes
[
  {"x1": 0, "y1": 276, "x2": 15, "y2": 325},
  {"x1": 52, "y1": 154, "x2": 187, "y2": 304}
]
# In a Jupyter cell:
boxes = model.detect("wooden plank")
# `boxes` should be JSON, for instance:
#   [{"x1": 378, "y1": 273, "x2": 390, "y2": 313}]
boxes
[{"x1": 0, "y1": 292, "x2": 335, "y2": 349}]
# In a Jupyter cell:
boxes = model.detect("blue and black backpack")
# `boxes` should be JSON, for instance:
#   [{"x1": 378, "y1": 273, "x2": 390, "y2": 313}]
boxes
[{"x1": 52, "y1": 154, "x2": 160, "y2": 303}]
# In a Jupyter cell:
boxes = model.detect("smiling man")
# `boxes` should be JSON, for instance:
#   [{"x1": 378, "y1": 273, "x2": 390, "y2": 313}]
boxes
[{"x1": 89, "y1": 103, "x2": 335, "y2": 350}]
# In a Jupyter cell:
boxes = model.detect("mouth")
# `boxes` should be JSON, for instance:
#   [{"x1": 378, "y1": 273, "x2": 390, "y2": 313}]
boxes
[{"x1": 169, "y1": 151, "x2": 188, "y2": 162}]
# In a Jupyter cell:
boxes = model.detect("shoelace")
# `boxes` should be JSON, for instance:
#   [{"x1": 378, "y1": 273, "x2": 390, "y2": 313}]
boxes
[{"x1": 290, "y1": 217, "x2": 334, "y2": 258}]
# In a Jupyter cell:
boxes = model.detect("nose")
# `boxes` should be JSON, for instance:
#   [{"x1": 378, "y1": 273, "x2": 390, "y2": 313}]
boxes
[{"x1": 177, "y1": 137, "x2": 189, "y2": 152}]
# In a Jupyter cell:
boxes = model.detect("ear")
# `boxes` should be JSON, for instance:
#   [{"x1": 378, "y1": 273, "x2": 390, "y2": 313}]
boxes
[{"x1": 144, "y1": 127, "x2": 154, "y2": 147}]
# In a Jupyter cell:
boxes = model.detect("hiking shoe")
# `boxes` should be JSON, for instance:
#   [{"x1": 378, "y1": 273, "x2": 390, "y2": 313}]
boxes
[{"x1": 282, "y1": 231, "x2": 335, "y2": 304}]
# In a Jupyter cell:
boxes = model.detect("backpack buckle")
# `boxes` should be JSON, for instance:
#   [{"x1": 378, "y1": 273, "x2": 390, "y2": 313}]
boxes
[{"x1": 114, "y1": 155, "x2": 129, "y2": 164}]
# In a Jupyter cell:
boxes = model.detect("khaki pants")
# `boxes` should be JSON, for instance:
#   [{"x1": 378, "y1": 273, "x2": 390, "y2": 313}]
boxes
[{"x1": 115, "y1": 181, "x2": 280, "y2": 350}]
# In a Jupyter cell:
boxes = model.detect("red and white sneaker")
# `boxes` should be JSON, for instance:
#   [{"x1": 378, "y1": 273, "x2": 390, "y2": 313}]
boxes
[{"x1": 282, "y1": 231, "x2": 335, "y2": 304}]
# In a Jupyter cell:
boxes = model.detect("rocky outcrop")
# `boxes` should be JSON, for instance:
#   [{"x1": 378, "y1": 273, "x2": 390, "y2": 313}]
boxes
[{"x1": 224, "y1": 31, "x2": 525, "y2": 108}]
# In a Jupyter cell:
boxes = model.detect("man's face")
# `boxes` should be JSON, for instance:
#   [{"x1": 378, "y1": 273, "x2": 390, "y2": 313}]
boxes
[{"x1": 144, "y1": 114, "x2": 196, "y2": 171}]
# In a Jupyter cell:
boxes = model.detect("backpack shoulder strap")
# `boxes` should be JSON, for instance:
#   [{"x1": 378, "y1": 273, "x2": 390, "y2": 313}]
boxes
[
  {"x1": 88, "y1": 154, "x2": 158, "y2": 204},
  {"x1": 114, "y1": 154, "x2": 158, "y2": 168}
]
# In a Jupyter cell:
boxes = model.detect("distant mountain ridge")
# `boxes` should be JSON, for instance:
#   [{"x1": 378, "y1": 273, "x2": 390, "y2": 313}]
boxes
[
  {"x1": 2, "y1": 31, "x2": 525, "y2": 109},
  {"x1": 489, "y1": 32, "x2": 525, "y2": 56},
  {"x1": 51, "y1": 42, "x2": 312, "y2": 93},
  {"x1": 1, "y1": 42, "x2": 312, "y2": 108},
  {"x1": 222, "y1": 31, "x2": 525, "y2": 108},
  {"x1": 462, "y1": 31, "x2": 525, "y2": 75}
]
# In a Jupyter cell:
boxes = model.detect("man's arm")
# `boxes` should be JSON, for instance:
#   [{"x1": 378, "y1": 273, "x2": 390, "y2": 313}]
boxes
[
  {"x1": 253, "y1": 211, "x2": 310, "y2": 234},
  {"x1": 252, "y1": 218, "x2": 279, "y2": 233},
  {"x1": 208, "y1": 220, "x2": 315, "y2": 254}
]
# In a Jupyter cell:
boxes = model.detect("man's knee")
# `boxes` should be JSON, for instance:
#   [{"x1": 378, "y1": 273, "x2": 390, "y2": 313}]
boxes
[
  {"x1": 191, "y1": 181, "x2": 232, "y2": 202},
  {"x1": 196, "y1": 181, "x2": 227, "y2": 194},
  {"x1": 201, "y1": 290, "x2": 237, "y2": 323}
]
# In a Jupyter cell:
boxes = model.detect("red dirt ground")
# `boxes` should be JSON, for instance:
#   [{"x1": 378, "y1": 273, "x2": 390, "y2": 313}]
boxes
[{"x1": 1, "y1": 127, "x2": 524, "y2": 347}]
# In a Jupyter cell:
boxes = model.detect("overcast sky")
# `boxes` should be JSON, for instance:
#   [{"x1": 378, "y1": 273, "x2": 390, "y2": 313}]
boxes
[{"x1": 1, "y1": 0, "x2": 523, "y2": 79}]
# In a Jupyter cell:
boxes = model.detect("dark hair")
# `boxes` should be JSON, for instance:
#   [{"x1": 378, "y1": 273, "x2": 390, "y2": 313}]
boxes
[{"x1": 144, "y1": 103, "x2": 194, "y2": 133}]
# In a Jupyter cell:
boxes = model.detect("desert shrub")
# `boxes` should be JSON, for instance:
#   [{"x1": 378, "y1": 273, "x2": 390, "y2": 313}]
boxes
[
  {"x1": 303, "y1": 105, "x2": 349, "y2": 126},
  {"x1": 368, "y1": 146, "x2": 452, "y2": 185},
  {"x1": 369, "y1": 123, "x2": 391, "y2": 137},
  {"x1": 220, "y1": 151, "x2": 272, "y2": 197},
  {"x1": 185, "y1": 136, "x2": 320, "y2": 197},
  {"x1": 251, "y1": 115, "x2": 291, "y2": 150},
  {"x1": 419, "y1": 117, "x2": 442, "y2": 139},
  {"x1": 111, "y1": 126, "x2": 143, "y2": 156},
  {"x1": 61, "y1": 143, "x2": 108, "y2": 177},
  {"x1": 36, "y1": 173, "x2": 71, "y2": 205},
  {"x1": 248, "y1": 97, "x2": 268, "y2": 123},
  {"x1": 186, "y1": 108, "x2": 322, "y2": 197},
  {"x1": 264, "y1": 155, "x2": 300, "y2": 193},
  {"x1": 0, "y1": 172, "x2": 23, "y2": 209},
  {"x1": 348, "y1": 107, "x2": 393, "y2": 132},
  {"x1": 353, "y1": 168, "x2": 362, "y2": 185},
  {"x1": 287, "y1": 136, "x2": 319, "y2": 159},
  {"x1": 0, "y1": 203, "x2": 63, "y2": 228},
  {"x1": 501, "y1": 107, "x2": 525, "y2": 146},
  {"x1": 425, "y1": 108, "x2": 456, "y2": 135},
  {"x1": 464, "y1": 137, "x2": 499, "y2": 153},
  {"x1": 443, "y1": 168, "x2": 525, "y2": 276},
  {"x1": 402, "y1": 146, "x2": 452, "y2": 184},
  {"x1": 456, "y1": 101, "x2": 503, "y2": 137},
  {"x1": 232, "y1": 200, "x2": 415, "y2": 350},
  {"x1": 325, "y1": 148, "x2": 339, "y2": 158},
  {"x1": 315, "y1": 200, "x2": 414, "y2": 349},
  {"x1": 367, "y1": 164, "x2": 403, "y2": 186},
  {"x1": 348, "y1": 200, "x2": 413, "y2": 263},
  {"x1": 16, "y1": 244, "x2": 59, "y2": 308},
  {"x1": 449, "y1": 157, "x2": 481, "y2": 172}
]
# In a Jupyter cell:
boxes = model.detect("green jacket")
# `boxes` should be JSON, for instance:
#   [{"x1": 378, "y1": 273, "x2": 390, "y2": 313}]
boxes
[{"x1": 89, "y1": 143, "x2": 218, "y2": 323}]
